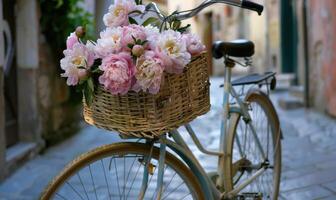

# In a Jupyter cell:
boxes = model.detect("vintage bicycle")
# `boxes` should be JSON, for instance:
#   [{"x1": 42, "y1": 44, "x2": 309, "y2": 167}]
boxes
[{"x1": 41, "y1": 0, "x2": 282, "y2": 199}]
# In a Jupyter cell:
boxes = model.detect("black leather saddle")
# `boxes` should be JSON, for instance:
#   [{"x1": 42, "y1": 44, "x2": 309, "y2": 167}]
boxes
[{"x1": 212, "y1": 39, "x2": 255, "y2": 59}]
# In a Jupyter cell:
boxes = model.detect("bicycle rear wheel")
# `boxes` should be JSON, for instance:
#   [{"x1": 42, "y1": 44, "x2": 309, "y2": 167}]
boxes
[
  {"x1": 224, "y1": 90, "x2": 282, "y2": 199},
  {"x1": 41, "y1": 142, "x2": 205, "y2": 200}
]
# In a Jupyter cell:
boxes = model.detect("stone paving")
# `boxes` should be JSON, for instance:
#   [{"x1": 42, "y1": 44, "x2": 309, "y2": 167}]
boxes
[{"x1": 0, "y1": 77, "x2": 336, "y2": 200}]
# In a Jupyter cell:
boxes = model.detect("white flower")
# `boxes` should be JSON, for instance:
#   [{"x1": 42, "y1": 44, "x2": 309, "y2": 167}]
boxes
[
  {"x1": 144, "y1": 25, "x2": 160, "y2": 49},
  {"x1": 95, "y1": 27, "x2": 123, "y2": 58},
  {"x1": 156, "y1": 30, "x2": 191, "y2": 74}
]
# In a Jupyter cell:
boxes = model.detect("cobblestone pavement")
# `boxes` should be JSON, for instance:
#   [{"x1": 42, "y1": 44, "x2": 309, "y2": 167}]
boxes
[{"x1": 0, "y1": 78, "x2": 336, "y2": 200}]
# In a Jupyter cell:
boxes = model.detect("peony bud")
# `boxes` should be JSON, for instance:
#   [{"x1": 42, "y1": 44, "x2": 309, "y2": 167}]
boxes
[
  {"x1": 75, "y1": 26, "x2": 86, "y2": 38},
  {"x1": 132, "y1": 45, "x2": 145, "y2": 57}
]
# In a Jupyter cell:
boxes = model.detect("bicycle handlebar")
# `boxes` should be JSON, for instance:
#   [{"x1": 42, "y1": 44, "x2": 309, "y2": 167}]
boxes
[
  {"x1": 241, "y1": 0, "x2": 264, "y2": 15},
  {"x1": 144, "y1": 0, "x2": 263, "y2": 23}
]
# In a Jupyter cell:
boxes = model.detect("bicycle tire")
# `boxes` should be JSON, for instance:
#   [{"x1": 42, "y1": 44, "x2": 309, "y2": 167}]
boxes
[
  {"x1": 41, "y1": 142, "x2": 206, "y2": 200},
  {"x1": 223, "y1": 90, "x2": 282, "y2": 199}
]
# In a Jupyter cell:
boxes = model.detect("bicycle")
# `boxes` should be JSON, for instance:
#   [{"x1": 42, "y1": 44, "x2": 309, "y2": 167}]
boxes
[{"x1": 41, "y1": 0, "x2": 282, "y2": 199}]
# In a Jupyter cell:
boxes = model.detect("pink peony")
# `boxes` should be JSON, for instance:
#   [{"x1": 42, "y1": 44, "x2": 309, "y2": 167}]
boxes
[
  {"x1": 103, "y1": 0, "x2": 145, "y2": 28},
  {"x1": 99, "y1": 52, "x2": 135, "y2": 95},
  {"x1": 155, "y1": 30, "x2": 191, "y2": 74},
  {"x1": 66, "y1": 32, "x2": 79, "y2": 50},
  {"x1": 60, "y1": 43, "x2": 95, "y2": 86},
  {"x1": 182, "y1": 33, "x2": 206, "y2": 56},
  {"x1": 133, "y1": 51, "x2": 164, "y2": 94},
  {"x1": 121, "y1": 25, "x2": 147, "y2": 51}
]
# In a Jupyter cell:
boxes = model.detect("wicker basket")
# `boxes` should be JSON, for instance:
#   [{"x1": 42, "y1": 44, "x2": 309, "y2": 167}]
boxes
[{"x1": 83, "y1": 52, "x2": 210, "y2": 138}]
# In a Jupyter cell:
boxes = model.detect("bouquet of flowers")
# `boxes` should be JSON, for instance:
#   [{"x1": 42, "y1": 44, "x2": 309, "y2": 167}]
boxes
[{"x1": 60, "y1": 0, "x2": 206, "y2": 106}]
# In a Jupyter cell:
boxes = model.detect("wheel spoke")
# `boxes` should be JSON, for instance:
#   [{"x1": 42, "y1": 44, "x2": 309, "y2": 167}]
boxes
[
  {"x1": 55, "y1": 193, "x2": 68, "y2": 200},
  {"x1": 162, "y1": 181, "x2": 185, "y2": 200},
  {"x1": 88, "y1": 165, "x2": 98, "y2": 200},
  {"x1": 101, "y1": 159, "x2": 112, "y2": 200},
  {"x1": 77, "y1": 173, "x2": 90, "y2": 200},
  {"x1": 45, "y1": 144, "x2": 200, "y2": 200},
  {"x1": 65, "y1": 181, "x2": 85, "y2": 200},
  {"x1": 126, "y1": 160, "x2": 142, "y2": 200},
  {"x1": 113, "y1": 157, "x2": 122, "y2": 200}
]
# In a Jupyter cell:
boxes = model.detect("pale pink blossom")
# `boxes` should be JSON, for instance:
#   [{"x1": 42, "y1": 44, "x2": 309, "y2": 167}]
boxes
[
  {"x1": 95, "y1": 27, "x2": 123, "y2": 57},
  {"x1": 144, "y1": 25, "x2": 160, "y2": 49},
  {"x1": 155, "y1": 30, "x2": 191, "y2": 74},
  {"x1": 66, "y1": 32, "x2": 79, "y2": 50},
  {"x1": 60, "y1": 43, "x2": 94, "y2": 86},
  {"x1": 99, "y1": 52, "x2": 135, "y2": 95},
  {"x1": 133, "y1": 51, "x2": 164, "y2": 94},
  {"x1": 121, "y1": 25, "x2": 147, "y2": 51},
  {"x1": 182, "y1": 33, "x2": 206, "y2": 56},
  {"x1": 103, "y1": 0, "x2": 145, "y2": 28}
]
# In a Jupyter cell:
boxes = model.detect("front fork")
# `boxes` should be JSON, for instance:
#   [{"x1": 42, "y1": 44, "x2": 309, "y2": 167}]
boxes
[{"x1": 138, "y1": 135, "x2": 167, "y2": 200}]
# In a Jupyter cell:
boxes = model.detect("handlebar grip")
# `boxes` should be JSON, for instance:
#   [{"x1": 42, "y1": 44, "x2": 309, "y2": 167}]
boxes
[{"x1": 241, "y1": 0, "x2": 264, "y2": 15}]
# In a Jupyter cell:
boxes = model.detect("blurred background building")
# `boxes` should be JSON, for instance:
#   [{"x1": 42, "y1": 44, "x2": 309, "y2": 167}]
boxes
[{"x1": 0, "y1": 0, "x2": 336, "y2": 182}]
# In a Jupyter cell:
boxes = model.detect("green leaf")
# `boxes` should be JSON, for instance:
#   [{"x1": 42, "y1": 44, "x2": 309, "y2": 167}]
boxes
[
  {"x1": 129, "y1": 17, "x2": 138, "y2": 25},
  {"x1": 172, "y1": 20, "x2": 182, "y2": 30},
  {"x1": 84, "y1": 78, "x2": 94, "y2": 107},
  {"x1": 134, "y1": 0, "x2": 143, "y2": 5},
  {"x1": 129, "y1": 10, "x2": 143, "y2": 15},
  {"x1": 142, "y1": 17, "x2": 159, "y2": 27},
  {"x1": 91, "y1": 67, "x2": 102, "y2": 74},
  {"x1": 87, "y1": 77, "x2": 94, "y2": 93},
  {"x1": 136, "y1": 39, "x2": 142, "y2": 45},
  {"x1": 128, "y1": 44, "x2": 134, "y2": 49},
  {"x1": 177, "y1": 24, "x2": 191, "y2": 33},
  {"x1": 132, "y1": 35, "x2": 137, "y2": 42},
  {"x1": 141, "y1": 40, "x2": 148, "y2": 45},
  {"x1": 55, "y1": 0, "x2": 64, "y2": 9}
]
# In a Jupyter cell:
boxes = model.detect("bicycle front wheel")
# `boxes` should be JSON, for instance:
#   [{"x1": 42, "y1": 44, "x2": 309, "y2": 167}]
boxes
[
  {"x1": 224, "y1": 90, "x2": 282, "y2": 199},
  {"x1": 41, "y1": 142, "x2": 205, "y2": 200}
]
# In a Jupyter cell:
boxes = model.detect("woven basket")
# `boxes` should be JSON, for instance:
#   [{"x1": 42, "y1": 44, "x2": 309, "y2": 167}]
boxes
[{"x1": 83, "y1": 52, "x2": 210, "y2": 138}]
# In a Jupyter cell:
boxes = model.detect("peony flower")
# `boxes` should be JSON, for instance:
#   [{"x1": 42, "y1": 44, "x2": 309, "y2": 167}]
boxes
[
  {"x1": 182, "y1": 33, "x2": 206, "y2": 56},
  {"x1": 155, "y1": 30, "x2": 191, "y2": 74},
  {"x1": 60, "y1": 43, "x2": 95, "y2": 86},
  {"x1": 121, "y1": 24, "x2": 147, "y2": 51},
  {"x1": 99, "y1": 52, "x2": 135, "y2": 95},
  {"x1": 66, "y1": 32, "x2": 79, "y2": 50},
  {"x1": 103, "y1": 0, "x2": 145, "y2": 28},
  {"x1": 95, "y1": 27, "x2": 123, "y2": 58},
  {"x1": 133, "y1": 51, "x2": 164, "y2": 94},
  {"x1": 144, "y1": 25, "x2": 160, "y2": 49}
]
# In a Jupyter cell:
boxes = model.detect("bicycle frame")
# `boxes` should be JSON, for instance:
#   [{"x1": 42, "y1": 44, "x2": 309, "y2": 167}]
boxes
[{"x1": 142, "y1": 58, "x2": 269, "y2": 200}]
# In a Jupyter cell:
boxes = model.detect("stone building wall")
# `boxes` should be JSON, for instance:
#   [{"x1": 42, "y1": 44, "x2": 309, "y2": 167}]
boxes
[
  {"x1": 38, "y1": 36, "x2": 81, "y2": 145},
  {"x1": 0, "y1": 0, "x2": 82, "y2": 180},
  {"x1": 307, "y1": 0, "x2": 336, "y2": 116}
]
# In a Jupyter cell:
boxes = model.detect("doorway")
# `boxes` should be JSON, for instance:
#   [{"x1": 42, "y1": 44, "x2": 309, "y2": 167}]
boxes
[
  {"x1": 3, "y1": 0, "x2": 18, "y2": 148},
  {"x1": 280, "y1": 0, "x2": 298, "y2": 78}
]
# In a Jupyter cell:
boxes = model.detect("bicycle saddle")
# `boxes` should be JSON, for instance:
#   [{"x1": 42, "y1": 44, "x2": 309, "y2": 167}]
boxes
[{"x1": 212, "y1": 39, "x2": 255, "y2": 59}]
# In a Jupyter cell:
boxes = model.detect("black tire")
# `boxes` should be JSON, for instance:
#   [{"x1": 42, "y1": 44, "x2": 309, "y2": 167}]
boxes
[
  {"x1": 223, "y1": 90, "x2": 282, "y2": 199},
  {"x1": 41, "y1": 142, "x2": 206, "y2": 200}
]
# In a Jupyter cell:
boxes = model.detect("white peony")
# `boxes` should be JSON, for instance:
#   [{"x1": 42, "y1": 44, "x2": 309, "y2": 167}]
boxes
[
  {"x1": 95, "y1": 27, "x2": 123, "y2": 58},
  {"x1": 155, "y1": 30, "x2": 191, "y2": 74}
]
